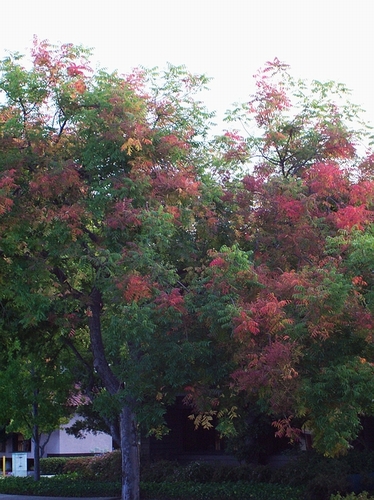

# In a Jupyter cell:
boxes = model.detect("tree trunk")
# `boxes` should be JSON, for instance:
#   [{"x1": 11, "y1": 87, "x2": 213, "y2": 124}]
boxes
[
  {"x1": 32, "y1": 390, "x2": 41, "y2": 481},
  {"x1": 88, "y1": 288, "x2": 121, "y2": 395},
  {"x1": 120, "y1": 406, "x2": 140, "y2": 500},
  {"x1": 32, "y1": 422, "x2": 40, "y2": 481},
  {"x1": 88, "y1": 287, "x2": 140, "y2": 500}
]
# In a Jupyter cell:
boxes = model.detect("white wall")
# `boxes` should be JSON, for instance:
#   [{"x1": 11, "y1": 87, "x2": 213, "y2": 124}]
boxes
[
  {"x1": 51, "y1": 415, "x2": 112, "y2": 455},
  {"x1": 2, "y1": 416, "x2": 112, "y2": 460}
]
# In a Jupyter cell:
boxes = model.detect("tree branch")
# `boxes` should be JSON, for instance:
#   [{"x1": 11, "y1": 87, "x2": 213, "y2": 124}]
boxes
[{"x1": 88, "y1": 287, "x2": 120, "y2": 395}]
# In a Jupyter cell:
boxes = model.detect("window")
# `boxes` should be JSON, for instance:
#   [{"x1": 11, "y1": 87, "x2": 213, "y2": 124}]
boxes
[{"x1": 12, "y1": 434, "x2": 31, "y2": 452}]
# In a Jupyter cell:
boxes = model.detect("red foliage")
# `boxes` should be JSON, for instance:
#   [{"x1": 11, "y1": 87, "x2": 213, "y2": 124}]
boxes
[
  {"x1": 273, "y1": 195, "x2": 304, "y2": 221},
  {"x1": 0, "y1": 169, "x2": 17, "y2": 215},
  {"x1": 121, "y1": 274, "x2": 153, "y2": 303},
  {"x1": 349, "y1": 180, "x2": 374, "y2": 206},
  {"x1": 242, "y1": 174, "x2": 264, "y2": 193},
  {"x1": 322, "y1": 130, "x2": 356, "y2": 160},
  {"x1": 232, "y1": 340, "x2": 299, "y2": 414},
  {"x1": 155, "y1": 288, "x2": 186, "y2": 315},
  {"x1": 67, "y1": 64, "x2": 87, "y2": 77},
  {"x1": 272, "y1": 416, "x2": 301, "y2": 442},
  {"x1": 160, "y1": 134, "x2": 190, "y2": 151},
  {"x1": 221, "y1": 131, "x2": 248, "y2": 163},
  {"x1": 304, "y1": 162, "x2": 350, "y2": 199},
  {"x1": 106, "y1": 199, "x2": 141, "y2": 230},
  {"x1": 358, "y1": 152, "x2": 374, "y2": 179},
  {"x1": 233, "y1": 310, "x2": 260, "y2": 340},
  {"x1": 148, "y1": 165, "x2": 201, "y2": 201},
  {"x1": 29, "y1": 163, "x2": 82, "y2": 200},
  {"x1": 249, "y1": 59, "x2": 291, "y2": 128},
  {"x1": 72, "y1": 79, "x2": 86, "y2": 94},
  {"x1": 31, "y1": 36, "x2": 92, "y2": 81},
  {"x1": 209, "y1": 257, "x2": 226, "y2": 268},
  {"x1": 330, "y1": 205, "x2": 372, "y2": 230}
]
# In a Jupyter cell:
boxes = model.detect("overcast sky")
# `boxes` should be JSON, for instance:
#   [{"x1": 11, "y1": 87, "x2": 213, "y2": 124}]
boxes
[{"x1": 2, "y1": 0, "x2": 374, "y2": 133}]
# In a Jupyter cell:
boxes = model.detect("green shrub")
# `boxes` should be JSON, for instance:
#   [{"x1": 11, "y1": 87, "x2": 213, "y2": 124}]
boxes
[
  {"x1": 177, "y1": 461, "x2": 216, "y2": 483},
  {"x1": 249, "y1": 464, "x2": 273, "y2": 483},
  {"x1": 140, "y1": 459, "x2": 180, "y2": 483},
  {"x1": 271, "y1": 451, "x2": 323, "y2": 486},
  {"x1": 63, "y1": 451, "x2": 121, "y2": 481},
  {"x1": 19, "y1": 452, "x2": 374, "y2": 499},
  {"x1": 0, "y1": 474, "x2": 303, "y2": 499},
  {"x1": 209, "y1": 463, "x2": 250, "y2": 482},
  {"x1": 63, "y1": 457, "x2": 94, "y2": 478},
  {"x1": 331, "y1": 493, "x2": 374, "y2": 499},
  {"x1": 271, "y1": 451, "x2": 349, "y2": 487},
  {"x1": 88, "y1": 450, "x2": 121, "y2": 481},
  {"x1": 140, "y1": 480, "x2": 303, "y2": 500},
  {"x1": 40, "y1": 457, "x2": 71, "y2": 475},
  {"x1": 304, "y1": 472, "x2": 349, "y2": 500},
  {"x1": 140, "y1": 459, "x2": 274, "y2": 485},
  {"x1": 341, "y1": 451, "x2": 374, "y2": 475},
  {"x1": 0, "y1": 475, "x2": 120, "y2": 497}
]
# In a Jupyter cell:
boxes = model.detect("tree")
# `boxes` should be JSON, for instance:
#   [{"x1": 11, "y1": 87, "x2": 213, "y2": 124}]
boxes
[
  {"x1": 221, "y1": 58, "x2": 367, "y2": 179},
  {"x1": 0, "y1": 38, "x2": 226, "y2": 500},
  {"x1": 206, "y1": 60, "x2": 374, "y2": 457},
  {"x1": 2, "y1": 41, "x2": 374, "y2": 495},
  {"x1": 0, "y1": 347, "x2": 74, "y2": 480}
]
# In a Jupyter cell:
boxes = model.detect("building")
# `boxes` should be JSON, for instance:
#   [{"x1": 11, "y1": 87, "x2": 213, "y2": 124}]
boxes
[{"x1": 0, "y1": 415, "x2": 112, "y2": 473}]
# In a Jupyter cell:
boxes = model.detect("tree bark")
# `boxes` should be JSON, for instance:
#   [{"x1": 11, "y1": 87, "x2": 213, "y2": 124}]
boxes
[
  {"x1": 88, "y1": 287, "x2": 139, "y2": 500},
  {"x1": 120, "y1": 406, "x2": 140, "y2": 500},
  {"x1": 88, "y1": 288, "x2": 120, "y2": 395},
  {"x1": 32, "y1": 383, "x2": 40, "y2": 481},
  {"x1": 32, "y1": 420, "x2": 40, "y2": 481}
]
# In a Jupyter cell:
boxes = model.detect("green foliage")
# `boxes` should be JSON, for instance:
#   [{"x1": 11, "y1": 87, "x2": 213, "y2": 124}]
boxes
[
  {"x1": 40, "y1": 457, "x2": 71, "y2": 475},
  {"x1": 177, "y1": 461, "x2": 218, "y2": 483},
  {"x1": 0, "y1": 475, "x2": 121, "y2": 497},
  {"x1": 304, "y1": 473, "x2": 350, "y2": 500},
  {"x1": 0, "y1": 38, "x2": 224, "y2": 497},
  {"x1": 331, "y1": 493, "x2": 374, "y2": 500},
  {"x1": 222, "y1": 58, "x2": 368, "y2": 178},
  {"x1": 140, "y1": 459, "x2": 272, "y2": 485},
  {"x1": 63, "y1": 450, "x2": 121, "y2": 481},
  {"x1": 41, "y1": 452, "x2": 121, "y2": 481},
  {"x1": 271, "y1": 450, "x2": 374, "y2": 499},
  {"x1": 11, "y1": 454, "x2": 374, "y2": 499},
  {"x1": 140, "y1": 480, "x2": 303, "y2": 500},
  {"x1": 341, "y1": 450, "x2": 374, "y2": 474},
  {"x1": 0, "y1": 459, "x2": 303, "y2": 499},
  {"x1": 0, "y1": 342, "x2": 74, "y2": 479},
  {"x1": 0, "y1": 474, "x2": 300, "y2": 499},
  {"x1": 140, "y1": 459, "x2": 180, "y2": 483},
  {"x1": 1, "y1": 39, "x2": 374, "y2": 494},
  {"x1": 298, "y1": 359, "x2": 374, "y2": 457}
]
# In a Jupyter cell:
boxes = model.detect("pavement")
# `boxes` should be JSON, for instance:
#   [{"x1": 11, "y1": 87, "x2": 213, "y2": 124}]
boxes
[{"x1": 0, "y1": 496, "x2": 119, "y2": 500}]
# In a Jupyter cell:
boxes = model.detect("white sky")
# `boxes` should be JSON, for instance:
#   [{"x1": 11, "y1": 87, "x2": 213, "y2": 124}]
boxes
[{"x1": 2, "y1": 0, "x2": 374, "y2": 133}]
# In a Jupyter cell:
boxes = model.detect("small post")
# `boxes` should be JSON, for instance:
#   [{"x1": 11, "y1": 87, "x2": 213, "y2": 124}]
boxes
[{"x1": 2, "y1": 456, "x2": 5, "y2": 477}]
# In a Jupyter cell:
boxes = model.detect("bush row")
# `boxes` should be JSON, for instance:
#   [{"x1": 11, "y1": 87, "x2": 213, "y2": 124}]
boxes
[
  {"x1": 38, "y1": 449, "x2": 374, "y2": 499},
  {"x1": 0, "y1": 475, "x2": 120, "y2": 497},
  {"x1": 0, "y1": 475, "x2": 303, "y2": 500},
  {"x1": 40, "y1": 450, "x2": 121, "y2": 481},
  {"x1": 331, "y1": 494, "x2": 374, "y2": 500},
  {"x1": 3, "y1": 476, "x2": 373, "y2": 500},
  {"x1": 141, "y1": 480, "x2": 303, "y2": 500},
  {"x1": 139, "y1": 454, "x2": 374, "y2": 499}
]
